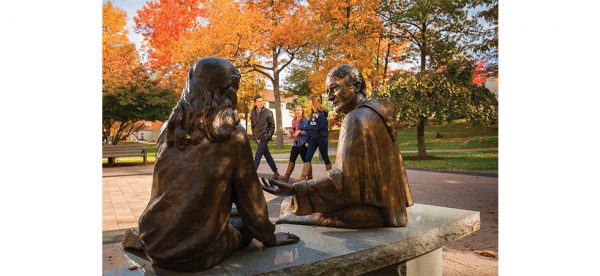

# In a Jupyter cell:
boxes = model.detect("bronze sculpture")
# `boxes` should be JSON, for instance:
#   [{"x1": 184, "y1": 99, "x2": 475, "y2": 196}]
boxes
[
  {"x1": 261, "y1": 64, "x2": 414, "y2": 228},
  {"x1": 122, "y1": 57, "x2": 299, "y2": 272}
]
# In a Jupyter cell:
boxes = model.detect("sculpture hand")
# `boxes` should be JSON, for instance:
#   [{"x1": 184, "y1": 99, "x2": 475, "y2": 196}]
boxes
[
  {"x1": 260, "y1": 177, "x2": 294, "y2": 196},
  {"x1": 269, "y1": 232, "x2": 300, "y2": 246}
]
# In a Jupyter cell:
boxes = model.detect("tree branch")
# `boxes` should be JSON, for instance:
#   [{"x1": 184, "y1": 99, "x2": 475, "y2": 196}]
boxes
[
  {"x1": 250, "y1": 63, "x2": 275, "y2": 71},
  {"x1": 125, "y1": 122, "x2": 144, "y2": 139},
  {"x1": 241, "y1": 67, "x2": 274, "y2": 81},
  {"x1": 232, "y1": 33, "x2": 243, "y2": 59},
  {"x1": 277, "y1": 50, "x2": 295, "y2": 73}
]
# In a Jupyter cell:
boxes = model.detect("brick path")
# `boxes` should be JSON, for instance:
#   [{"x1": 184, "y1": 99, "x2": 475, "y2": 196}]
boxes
[{"x1": 102, "y1": 173, "x2": 152, "y2": 230}]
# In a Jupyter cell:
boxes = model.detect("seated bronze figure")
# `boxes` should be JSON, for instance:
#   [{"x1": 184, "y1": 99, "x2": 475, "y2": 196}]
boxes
[
  {"x1": 122, "y1": 57, "x2": 299, "y2": 272},
  {"x1": 261, "y1": 64, "x2": 414, "y2": 229}
]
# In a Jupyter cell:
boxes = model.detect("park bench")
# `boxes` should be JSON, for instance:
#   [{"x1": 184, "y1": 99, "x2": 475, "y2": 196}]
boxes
[
  {"x1": 102, "y1": 144, "x2": 147, "y2": 165},
  {"x1": 102, "y1": 203, "x2": 480, "y2": 275}
]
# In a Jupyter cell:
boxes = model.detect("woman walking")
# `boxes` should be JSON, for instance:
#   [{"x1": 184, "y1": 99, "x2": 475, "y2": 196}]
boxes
[
  {"x1": 275, "y1": 105, "x2": 310, "y2": 182},
  {"x1": 298, "y1": 96, "x2": 332, "y2": 178}
]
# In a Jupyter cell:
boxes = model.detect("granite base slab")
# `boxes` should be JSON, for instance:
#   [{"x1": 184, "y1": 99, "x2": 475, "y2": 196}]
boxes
[{"x1": 102, "y1": 204, "x2": 479, "y2": 275}]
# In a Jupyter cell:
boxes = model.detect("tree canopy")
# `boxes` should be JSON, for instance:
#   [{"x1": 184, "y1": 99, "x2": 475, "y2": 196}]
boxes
[
  {"x1": 102, "y1": 0, "x2": 498, "y2": 152},
  {"x1": 102, "y1": 2, "x2": 178, "y2": 145},
  {"x1": 380, "y1": 60, "x2": 497, "y2": 134}
]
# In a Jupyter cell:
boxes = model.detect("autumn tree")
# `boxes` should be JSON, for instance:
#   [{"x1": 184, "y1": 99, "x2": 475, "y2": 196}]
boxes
[
  {"x1": 134, "y1": 0, "x2": 308, "y2": 148},
  {"x1": 231, "y1": 0, "x2": 314, "y2": 149},
  {"x1": 237, "y1": 72, "x2": 266, "y2": 131},
  {"x1": 103, "y1": 2, "x2": 178, "y2": 148},
  {"x1": 377, "y1": 0, "x2": 485, "y2": 157},
  {"x1": 103, "y1": 2, "x2": 138, "y2": 89},
  {"x1": 134, "y1": 0, "x2": 207, "y2": 90},
  {"x1": 299, "y1": 0, "x2": 406, "y2": 95}
]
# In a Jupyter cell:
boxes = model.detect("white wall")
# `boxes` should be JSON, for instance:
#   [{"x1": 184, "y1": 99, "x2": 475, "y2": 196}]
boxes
[
  {"x1": 485, "y1": 77, "x2": 498, "y2": 96},
  {"x1": 130, "y1": 130, "x2": 154, "y2": 142},
  {"x1": 266, "y1": 102, "x2": 293, "y2": 129}
]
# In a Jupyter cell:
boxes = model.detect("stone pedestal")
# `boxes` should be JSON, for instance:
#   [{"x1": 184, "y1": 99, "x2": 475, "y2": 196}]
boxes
[
  {"x1": 102, "y1": 204, "x2": 479, "y2": 275},
  {"x1": 404, "y1": 248, "x2": 442, "y2": 276},
  {"x1": 363, "y1": 248, "x2": 442, "y2": 276}
]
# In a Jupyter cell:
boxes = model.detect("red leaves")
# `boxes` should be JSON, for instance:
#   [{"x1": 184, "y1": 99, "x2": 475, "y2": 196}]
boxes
[{"x1": 472, "y1": 60, "x2": 488, "y2": 85}]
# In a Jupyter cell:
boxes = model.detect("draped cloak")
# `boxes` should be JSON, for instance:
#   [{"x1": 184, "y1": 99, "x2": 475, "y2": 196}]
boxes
[
  {"x1": 279, "y1": 98, "x2": 414, "y2": 228},
  {"x1": 136, "y1": 125, "x2": 278, "y2": 271}
]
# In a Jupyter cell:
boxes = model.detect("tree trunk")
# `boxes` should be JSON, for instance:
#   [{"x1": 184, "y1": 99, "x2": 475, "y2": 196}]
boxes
[
  {"x1": 418, "y1": 30, "x2": 427, "y2": 157},
  {"x1": 111, "y1": 134, "x2": 120, "y2": 145},
  {"x1": 383, "y1": 41, "x2": 391, "y2": 80},
  {"x1": 420, "y1": 45, "x2": 426, "y2": 72},
  {"x1": 417, "y1": 116, "x2": 427, "y2": 158},
  {"x1": 244, "y1": 103, "x2": 248, "y2": 131},
  {"x1": 272, "y1": 48, "x2": 284, "y2": 149}
]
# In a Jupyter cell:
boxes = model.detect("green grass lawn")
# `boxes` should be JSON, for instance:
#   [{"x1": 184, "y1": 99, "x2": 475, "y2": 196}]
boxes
[
  {"x1": 291, "y1": 150, "x2": 498, "y2": 171},
  {"x1": 103, "y1": 121, "x2": 498, "y2": 170},
  {"x1": 250, "y1": 143, "x2": 294, "y2": 154},
  {"x1": 328, "y1": 120, "x2": 497, "y2": 151},
  {"x1": 402, "y1": 151, "x2": 498, "y2": 171},
  {"x1": 396, "y1": 120, "x2": 497, "y2": 150}
]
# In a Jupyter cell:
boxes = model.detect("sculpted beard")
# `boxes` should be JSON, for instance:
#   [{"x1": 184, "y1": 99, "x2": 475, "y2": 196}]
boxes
[{"x1": 204, "y1": 97, "x2": 239, "y2": 142}]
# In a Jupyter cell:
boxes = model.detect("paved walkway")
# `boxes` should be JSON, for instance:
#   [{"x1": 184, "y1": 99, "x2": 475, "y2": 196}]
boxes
[
  {"x1": 103, "y1": 162, "x2": 498, "y2": 275},
  {"x1": 270, "y1": 147, "x2": 497, "y2": 162}
]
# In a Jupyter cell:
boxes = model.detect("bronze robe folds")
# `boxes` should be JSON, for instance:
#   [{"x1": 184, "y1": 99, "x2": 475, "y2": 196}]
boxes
[
  {"x1": 279, "y1": 98, "x2": 414, "y2": 228},
  {"x1": 137, "y1": 125, "x2": 277, "y2": 271}
]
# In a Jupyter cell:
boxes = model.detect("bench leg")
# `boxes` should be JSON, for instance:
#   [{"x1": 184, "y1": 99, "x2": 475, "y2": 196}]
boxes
[
  {"x1": 361, "y1": 248, "x2": 442, "y2": 276},
  {"x1": 143, "y1": 154, "x2": 147, "y2": 165},
  {"x1": 402, "y1": 247, "x2": 442, "y2": 276}
]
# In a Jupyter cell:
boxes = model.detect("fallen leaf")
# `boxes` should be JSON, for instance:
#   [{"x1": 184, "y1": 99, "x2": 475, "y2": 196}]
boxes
[{"x1": 476, "y1": 251, "x2": 497, "y2": 259}]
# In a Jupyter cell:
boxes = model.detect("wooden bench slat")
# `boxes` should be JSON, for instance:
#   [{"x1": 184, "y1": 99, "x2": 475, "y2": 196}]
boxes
[
  {"x1": 103, "y1": 151, "x2": 146, "y2": 155},
  {"x1": 103, "y1": 146, "x2": 145, "y2": 149},
  {"x1": 103, "y1": 149, "x2": 145, "y2": 152},
  {"x1": 103, "y1": 144, "x2": 148, "y2": 164},
  {"x1": 103, "y1": 154, "x2": 144, "y2": 156}
]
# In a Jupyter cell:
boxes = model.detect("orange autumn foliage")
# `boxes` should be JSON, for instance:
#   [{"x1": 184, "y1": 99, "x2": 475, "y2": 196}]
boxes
[
  {"x1": 103, "y1": 2, "x2": 140, "y2": 89},
  {"x1": 305, "y1": 0, "x2": 408, "y2": 95},
  {"x1": 134, "y1": 0, "x2": 207, "y2": 89},
  {"x1": 132, "y1": 0, "x2": 409, "y2": 97}
]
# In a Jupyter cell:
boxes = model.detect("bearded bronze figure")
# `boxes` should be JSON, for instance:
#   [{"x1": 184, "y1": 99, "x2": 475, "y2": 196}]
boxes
[
  {"x1": 261, "y1": 64, "x2": 414, "y2": 229},
  {"x1": 122, "y1": 57, "x2": 299, "y2": 272}
]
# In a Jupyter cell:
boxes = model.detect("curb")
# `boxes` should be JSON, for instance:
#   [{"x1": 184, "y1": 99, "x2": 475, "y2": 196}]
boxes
[{"x1": 406, "y1": 167, "x2": 498, "y2": 177}]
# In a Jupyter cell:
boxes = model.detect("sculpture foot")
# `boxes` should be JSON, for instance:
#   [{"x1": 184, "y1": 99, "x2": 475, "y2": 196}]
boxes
[
  {"x1": 122, "y1": 228, "x2": 143, "y2": 250},
  {"x1": 276, "y1": 198, "x2": 385, "y2": 229}
]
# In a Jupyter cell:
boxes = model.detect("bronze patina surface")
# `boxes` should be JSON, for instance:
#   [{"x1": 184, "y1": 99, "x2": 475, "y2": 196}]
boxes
[
  {"x1": 122, "y1": 57, "x2": 299, "y2": 272},
  {"x1": 262, "y1": 64, "x2": 414, "y2": 228}
]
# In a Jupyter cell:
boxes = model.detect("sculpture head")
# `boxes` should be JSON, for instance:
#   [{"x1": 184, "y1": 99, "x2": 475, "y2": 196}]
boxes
[
  {"x1": 165, "y1": 57, "x2": 241, "y2": 149},
  {"x1": 326, "y1": 64, "x2": 366, "y2": 114}
]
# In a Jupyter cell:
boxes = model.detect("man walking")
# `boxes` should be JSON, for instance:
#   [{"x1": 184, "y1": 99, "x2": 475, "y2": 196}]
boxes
[{"x1": 251, "y1": 95, "x2": 280, "y2": 178}]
